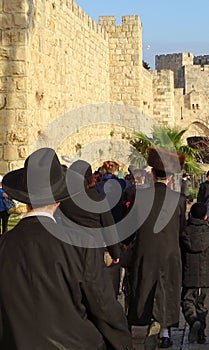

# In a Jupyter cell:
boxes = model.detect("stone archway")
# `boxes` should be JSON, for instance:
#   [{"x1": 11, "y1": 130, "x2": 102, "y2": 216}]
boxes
[
  {"x1": 186, "y1": 121, "x2": 209, "y2": 163},
  {"x1": 183, "y1": 121, "x2": 209, "y2": 141}
]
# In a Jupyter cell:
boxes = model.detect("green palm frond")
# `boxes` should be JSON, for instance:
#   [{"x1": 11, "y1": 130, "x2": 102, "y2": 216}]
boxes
[
  {"x1": 178, "y1": 145, "x2": 202, "y2": 158},
  {"x1": 130, "y1": 132, "x2": 152, "y2": 157},
  {"x1": 183, "y1": 156, "x2": 202, "y2": 175},
  {"x1": 129, "y1": 125, "x2": 202, "y2": 174}
]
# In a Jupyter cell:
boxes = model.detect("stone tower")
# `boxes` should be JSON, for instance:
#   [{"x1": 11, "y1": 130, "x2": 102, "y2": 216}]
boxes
[{"x1": 0, "y1": 0, "x2": 209, "y2": 173}]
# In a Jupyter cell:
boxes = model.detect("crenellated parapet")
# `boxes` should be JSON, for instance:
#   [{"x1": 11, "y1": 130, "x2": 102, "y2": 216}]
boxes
[
  {"x1": 99, "y1": 15, "x2": 143, "y2": 108},
  {"x1": 194, "y1": 55, "x2": 209, "y2": 65},
  {"x1": 0, "y1": 1, "x2": 209, "y2": 173}
]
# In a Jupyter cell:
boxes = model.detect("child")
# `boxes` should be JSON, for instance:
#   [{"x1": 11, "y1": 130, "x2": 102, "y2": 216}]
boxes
[{"x1": 181, "y1": 202, "x2": 209, "y2": 344}]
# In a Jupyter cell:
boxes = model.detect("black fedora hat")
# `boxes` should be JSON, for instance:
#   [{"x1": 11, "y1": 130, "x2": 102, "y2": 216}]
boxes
[{"x1": 2, "y1": 148, "x2": 73, "y2": 206}]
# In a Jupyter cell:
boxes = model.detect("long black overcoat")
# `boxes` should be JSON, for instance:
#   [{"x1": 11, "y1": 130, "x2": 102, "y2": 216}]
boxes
[
  {"x1": 128, "y1": 182, "x2": 186, "y2": 328},
  {"x1": 59, "y1": 187, "x2": 122, "y2": 296},
  {"x1": 59, "y1": 187, "x2": 121, "y2": 257},
  {"x1": 0, "y1": 216, "x2": 132, "y2": 350}
]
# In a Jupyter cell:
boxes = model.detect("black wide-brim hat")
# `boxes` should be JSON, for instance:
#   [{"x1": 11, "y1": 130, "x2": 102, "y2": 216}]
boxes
[
  {"x1": 2, "y1": 148, "x2": 75, "y2": 206},
  {"x1": 147, "y1": 146, "x2": 185, "y2": 175}
]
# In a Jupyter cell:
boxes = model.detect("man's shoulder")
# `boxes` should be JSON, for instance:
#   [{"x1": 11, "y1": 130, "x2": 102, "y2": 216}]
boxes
[{"x1": 199, "y1": 181, "x2": 209, "y2": 195}]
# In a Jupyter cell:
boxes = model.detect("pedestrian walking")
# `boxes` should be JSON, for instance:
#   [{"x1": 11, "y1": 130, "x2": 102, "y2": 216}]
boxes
[
  {"x1": 181, "y1": 173, "x2": 193, "y2": 203},
  {"x1": 127, "y1": 146, "x2": 186, "y2": 350},
  {"x1": 0, "y1": 175, "x2": 10, "y2": 235},
  {"x1": 58, "y1": 160, "x2": 121, "y2": 291},
  {"x1": 0, "y1": 148, "x2": 133, "y2": 350},
  {"x1": 96, "y1": 160, "x2": 127, "y2": 297},
  {"x1": 197, "y1": 170, "x2": 209, "y2": 217},
  {"x1": 181, "y1": 202, "x2": 209, "y2": 344}
]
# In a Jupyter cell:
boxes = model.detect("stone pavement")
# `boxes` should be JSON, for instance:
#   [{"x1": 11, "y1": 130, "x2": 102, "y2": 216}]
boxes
[
  {"x1": 118, "y1": 293, "x2": 209, "y2": 349},
  {"x1": 131, "y1": 304, "x2": 209, "y2": 350}
]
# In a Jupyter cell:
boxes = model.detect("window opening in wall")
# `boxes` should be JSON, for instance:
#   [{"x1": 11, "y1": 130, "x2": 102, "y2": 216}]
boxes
[
  {"x1": 192, "y1": 104, "x2": 195, "y2": 109},
  {"x1": 196, "y1": 104, "x2": 199, "y2": 109},
  {"x1": 180, "y1": 106, "x2": 183, "y2": 120}
]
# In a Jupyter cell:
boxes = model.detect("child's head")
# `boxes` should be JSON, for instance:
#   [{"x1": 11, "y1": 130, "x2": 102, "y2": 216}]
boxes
[{"x1": 190, "y1": 202, "x2": 207, "y2": 220}]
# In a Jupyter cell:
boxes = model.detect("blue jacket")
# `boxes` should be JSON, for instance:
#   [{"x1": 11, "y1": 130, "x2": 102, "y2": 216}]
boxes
[
  {"x1": 0, "y1": 188, "x2": 6, "y2": 212},
  {"x1": 96, "y1": 174, "x2": 127, "y2": 224}
]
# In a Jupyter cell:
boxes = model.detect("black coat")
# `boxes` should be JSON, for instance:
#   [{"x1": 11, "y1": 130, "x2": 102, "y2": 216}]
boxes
[
  {"x1": 181, "y1": 217, "x2": 209, "y2": 287},
  {"x1": 128, "y1": 182, "x2": 186, "y2": 328},
  {"x1": 59, "y1": 187, "x2": 122, "y2": 297},
  {"x1": 197, "y1": 180, "x2": 209, "y2": 203},
  {"x1": 59, "y1": 187, "x2": 121, "y2": 258},
  {"x1": 0, "y1": 216, "x2": 133, "y2": 350}
]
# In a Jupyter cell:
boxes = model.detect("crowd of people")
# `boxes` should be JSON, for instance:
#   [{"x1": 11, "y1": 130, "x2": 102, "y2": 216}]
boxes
[{"x1": 0, "y1": 146, "x2": 209, "y2": 350}]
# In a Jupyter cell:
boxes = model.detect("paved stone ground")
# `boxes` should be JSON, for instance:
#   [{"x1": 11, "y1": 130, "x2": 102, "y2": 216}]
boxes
[
  {"x1": 130, "y1": 297, "x2": 209, "y2": 350},
  {"x1": 130, "y1": 312, "x2": 185, "y2": 350},
  {"x1": 118, "y1": 290, "x2": 209, "y2": 350}
]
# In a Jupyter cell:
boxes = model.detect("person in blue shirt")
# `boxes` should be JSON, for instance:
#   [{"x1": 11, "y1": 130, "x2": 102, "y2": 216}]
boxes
[{"x1": 0, "y1": 175, "x2": 10, "y2": 234}]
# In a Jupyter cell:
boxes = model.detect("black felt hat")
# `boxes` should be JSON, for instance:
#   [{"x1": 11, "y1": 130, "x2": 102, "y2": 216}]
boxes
[
  {"x1": 2, "y1": 148, "x2": 72, "y2": 206},
  {"x1": 147, "y1": 146, "x2": 185, "y2": 176}
]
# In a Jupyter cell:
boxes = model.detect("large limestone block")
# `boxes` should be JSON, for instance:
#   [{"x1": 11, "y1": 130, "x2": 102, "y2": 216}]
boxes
[
  {"x1": 0, "y1": 160, "x2": 9, "y2": 174},
  {"x1": 4, "y1": 0, "x2": 29, "y2": 12},
  {"x1": 3, "y1": 145, "x2": 19, "y2": 161}
]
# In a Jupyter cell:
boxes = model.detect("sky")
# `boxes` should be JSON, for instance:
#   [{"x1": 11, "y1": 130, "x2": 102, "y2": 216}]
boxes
[{"x1": 75, "y1": 0, "x2": 209, "y2": 68}]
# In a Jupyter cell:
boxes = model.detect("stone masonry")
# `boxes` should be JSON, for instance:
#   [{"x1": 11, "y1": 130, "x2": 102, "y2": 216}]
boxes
[{"x1": 0, "y1": 0, "x2": 209, "y2": 172}]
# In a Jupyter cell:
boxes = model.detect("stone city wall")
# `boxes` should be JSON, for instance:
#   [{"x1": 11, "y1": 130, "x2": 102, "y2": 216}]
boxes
[
  {"x1": 142, "y1": 67, "x2": 153, "y2": 116},
  {"x1": 155, "y1": 52, "x2": 209, "y2": 139},
  {"x1": 194, "y1": 55, "x2": 209, "y2": 65},
  {"x1": 99, "y1": 15, "x2": 143, "y2": 108},
  {"x1": 1, "y1": 0, "x2": 153, "y2": 172},
  {"x1": 184, "y1": 65, "x2": 209, "y2": 95},
  {"x1": 1, "y1": 0, "x2": 209, "y2": 174},
  {"x1": 155, "y1": 52, "x2": 194, "y2": 88},
  {"x1": 151, "y1": 69, "x2": 175, "y2": 126}
]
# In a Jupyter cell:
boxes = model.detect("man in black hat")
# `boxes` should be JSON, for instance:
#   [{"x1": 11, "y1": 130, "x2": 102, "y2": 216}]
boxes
[
  {"x1": 127, "y1": 147, "x2": 186, "y2": 349},
  {"x1": 197, "y1": 170, "x2": 209, "y2": 218},
  {"x1": 58, "y1": 159, "x2": 121, "y2": 296},
  {"x1": 0, "y1": 148, "x2": 133, "y2": 350},
  {"x1": 181, "y1": 172, "x2": 193, "y2": 204}
]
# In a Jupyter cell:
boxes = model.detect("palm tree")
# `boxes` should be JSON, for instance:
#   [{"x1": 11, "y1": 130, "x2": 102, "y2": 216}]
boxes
[{"x1": 129, "y1": 125, "x2": 202, "y2": 175}]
